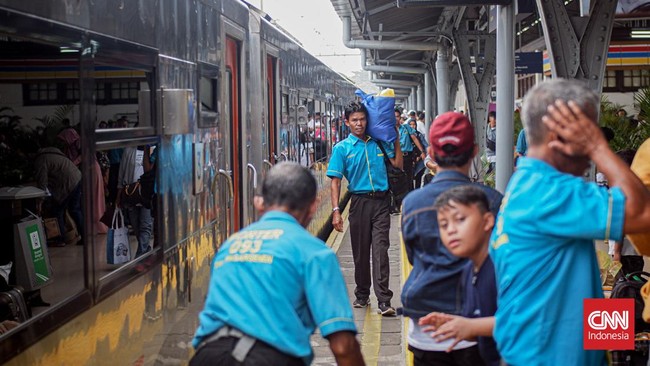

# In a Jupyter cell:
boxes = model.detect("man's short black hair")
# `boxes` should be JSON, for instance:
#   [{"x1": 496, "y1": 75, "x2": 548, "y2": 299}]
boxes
[
  {"x1": 262, "y1": 162, "x2": 317, "y2": 211},
  {"x1": 345, "y1": 102, "x2": 368, "y2": 120},
  {"x1": 433, "y1": 185, "x2": 489, "y2": 214},
  {"x1": 434, "y1": 148, "x2": 474, "y2": 168},
  {"x1": 418, "y1": 112, "x2": 425, "y2": 120},
  {"x1": 394, "y1": 107, "x2": 402, "y2": 114}
]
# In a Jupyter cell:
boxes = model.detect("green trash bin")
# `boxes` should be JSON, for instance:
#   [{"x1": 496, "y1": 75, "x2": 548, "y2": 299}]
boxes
[{"x1": 0, "y1": 187, "x2": 53, "y2": 291}]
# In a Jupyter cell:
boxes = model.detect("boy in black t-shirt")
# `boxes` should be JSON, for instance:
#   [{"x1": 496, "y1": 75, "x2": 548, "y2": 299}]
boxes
[{"x1": 419, "y1": 185, "x2": 501, "y2": 366}]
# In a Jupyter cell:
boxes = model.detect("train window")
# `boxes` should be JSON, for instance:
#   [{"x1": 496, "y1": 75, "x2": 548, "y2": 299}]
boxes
[
  {"x1": 92, "y1": 47, "x2": 158, "y2": 289},
  {"x1": 0, "y1": 35, "x2": 89, "y2": 346},
  {"x1": 199, "y1": 64, "x2": 219, "y2": 128}
]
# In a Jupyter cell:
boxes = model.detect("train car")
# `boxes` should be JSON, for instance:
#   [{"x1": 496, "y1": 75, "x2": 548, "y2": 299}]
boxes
[{"x1": 0, "y1": 1, "x2": 355, "y2": 364}]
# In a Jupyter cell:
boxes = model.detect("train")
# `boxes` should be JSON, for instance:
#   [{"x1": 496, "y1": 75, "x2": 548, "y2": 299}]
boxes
[{"x1": 0, "y1": 0, "x2": 356, "y2": 364}]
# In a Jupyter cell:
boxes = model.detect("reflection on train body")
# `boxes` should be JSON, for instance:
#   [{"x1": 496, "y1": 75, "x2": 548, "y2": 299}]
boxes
[{"x1": 0, "y1": 0, "x2": 355, "y2": 364}]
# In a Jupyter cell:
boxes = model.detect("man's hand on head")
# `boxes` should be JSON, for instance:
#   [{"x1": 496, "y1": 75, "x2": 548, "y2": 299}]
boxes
[{"x1": 542, "y1": 100, "x2": 608, "y2": 158}]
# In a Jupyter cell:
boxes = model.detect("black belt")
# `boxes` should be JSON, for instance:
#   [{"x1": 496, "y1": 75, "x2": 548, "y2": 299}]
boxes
[
  {"x1": 196, "y1": 326, "x2": 256, "y2": 362},
  {"x1": 354, "y1": 191, "x2": 389, "y2": 199}
]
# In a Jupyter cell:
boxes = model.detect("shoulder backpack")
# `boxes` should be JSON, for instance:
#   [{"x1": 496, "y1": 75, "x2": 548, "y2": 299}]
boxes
[
  {"x1": 610, "y1": 271, "x2": 650, "y2": 364},
  {"x1": 376, "y1": 142, "x2": 409, "y2": 201},
  {"x1": 611, "y1": 271, "x2": 650, "y2": 333}
]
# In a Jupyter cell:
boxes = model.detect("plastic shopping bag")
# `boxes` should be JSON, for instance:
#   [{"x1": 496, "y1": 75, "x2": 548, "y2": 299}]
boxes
[
  {"x1": 106, "y1": 208, "x2": 131, "y2": 265},
  {"x1": 355, "y1": 89, "x2": 397, "y2": 142}
]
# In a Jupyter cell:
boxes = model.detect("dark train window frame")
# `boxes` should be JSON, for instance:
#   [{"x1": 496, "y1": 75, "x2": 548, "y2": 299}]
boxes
[
  {"x1": 0, "y1": 7, "x2": 165, "y2": 363},
  {"x1": 198, "y1": 62, "x2": 220, "y2": 128},
  {"x1": 23, "y1": 80, "x2": 142, "y2": 106}
]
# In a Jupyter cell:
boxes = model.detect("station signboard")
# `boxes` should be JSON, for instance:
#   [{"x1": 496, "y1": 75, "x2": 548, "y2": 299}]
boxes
[{"x1": 515, "y1": 52, "x2": 543, "y2": 74}]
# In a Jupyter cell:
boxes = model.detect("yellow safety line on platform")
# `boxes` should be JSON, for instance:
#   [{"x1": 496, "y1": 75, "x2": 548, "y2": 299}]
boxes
[
  {"x1": 360, "y1": 305, "x2": 382, "y2": 366},
  {"x1": 401, "y1": 231, "x2": 414, "y2": 366},
  {"x1": 325, "y1": 206, "x2": 350, "y2": 254}
]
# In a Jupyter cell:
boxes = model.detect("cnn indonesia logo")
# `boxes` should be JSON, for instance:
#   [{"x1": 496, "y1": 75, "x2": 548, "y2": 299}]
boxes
[{"x1": 583, "y1": 299, "x2": 634, "y2": 350}]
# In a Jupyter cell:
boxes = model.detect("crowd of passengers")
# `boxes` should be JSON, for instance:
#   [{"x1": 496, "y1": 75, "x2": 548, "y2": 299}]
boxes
[{"x1": 191, "y1": 78, "x2": 650, "y2": 366}]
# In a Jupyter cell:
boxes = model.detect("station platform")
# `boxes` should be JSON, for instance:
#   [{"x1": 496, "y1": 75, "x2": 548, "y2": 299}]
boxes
[{"x1": 311, "y1": 208, "x2": 411, "y2": 366}]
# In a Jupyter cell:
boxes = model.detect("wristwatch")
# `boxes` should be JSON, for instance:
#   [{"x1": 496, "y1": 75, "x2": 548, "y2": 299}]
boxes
[{"x1": 332, "y1": 206, "x2": 340, "y2": 213}]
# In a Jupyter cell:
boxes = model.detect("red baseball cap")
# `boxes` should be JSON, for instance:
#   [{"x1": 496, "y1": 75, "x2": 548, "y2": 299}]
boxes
[{"x1": 429, "y1": 112, "x2": 475, "y2": 157}]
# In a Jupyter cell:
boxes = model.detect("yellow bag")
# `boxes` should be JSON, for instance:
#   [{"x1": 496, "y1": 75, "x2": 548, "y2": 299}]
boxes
[{"x1": 378, "y1": 88, "x2": 395, "y2": 97}]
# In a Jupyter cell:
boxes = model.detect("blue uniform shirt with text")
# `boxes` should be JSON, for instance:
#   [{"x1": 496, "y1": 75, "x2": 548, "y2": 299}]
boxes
[
  {"x1": 327, "y1": 134, "x2": 395, "y2": 193},
  {"x1": 489, "y1": 157, "x2": 625, "y2": 366},
  {"x1": 399, "y1": 123, "x2": 416, "y2": 153},
  {"x1": 192, "y1": 211, "x2": 356, "y2": 364}
]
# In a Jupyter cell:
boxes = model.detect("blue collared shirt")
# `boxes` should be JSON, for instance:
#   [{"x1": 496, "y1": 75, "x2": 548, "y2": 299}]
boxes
[
  {"x1": 489, "y1": 158, "x2": 625, "y2": 366},
  {"x1": 399, "y1": 124, "x2": 416, "y2": 152},
  {"x1": 327, "y1": 134, "x2": 394, "y2": 193},
  {"x1": 516, "y1": 129, "x2": 527, "y2": 156},
  {"x1": 192, "y1": 211, "x2": 356, "y2": 364}
]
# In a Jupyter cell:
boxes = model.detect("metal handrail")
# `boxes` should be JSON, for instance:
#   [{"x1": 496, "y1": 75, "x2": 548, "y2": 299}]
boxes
[
  {"x1": 217, "y1": 169, "x2": 234, "y2": 199},
  {"x1": 263, "y1": 159, "x2": 273, "y2": 170},
  {"x1": 247, "y1": 164, "x2": 258, "y2": 190}
]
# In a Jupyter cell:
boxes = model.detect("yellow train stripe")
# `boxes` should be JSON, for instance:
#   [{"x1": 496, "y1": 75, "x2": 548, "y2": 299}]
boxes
[
  {"x1": 361, "y1": 305, "x2": 382, "y2": 366},
  {"x1": 401, "y1": 231, "x2": 414, "y2": 366}
]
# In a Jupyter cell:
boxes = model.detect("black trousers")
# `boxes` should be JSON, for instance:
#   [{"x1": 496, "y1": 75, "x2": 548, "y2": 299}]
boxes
[
  {"x1": 414, "y1": 168, "x2": 425, "y2": 189},
  {"x1": 190, "y1": 336, "x2": 303, "y2": 366},
  {"x1": 409, "y1": 345, "x2": 486, "y2": 366},
  {"x1": 348, "y1": 194, "x2": 393, "y2": 303},
  {"x1": 402, "y1": 152, "x2": 415, "y2": 192}
]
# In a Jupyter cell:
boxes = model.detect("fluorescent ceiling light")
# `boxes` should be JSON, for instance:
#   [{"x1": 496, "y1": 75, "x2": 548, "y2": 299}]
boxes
[
  {"x1": 59, "y1": 46, "x2": 79, "y2": 53},
  {"x1": 631, "y1": 29, "x2": 650, "y2": 38}
]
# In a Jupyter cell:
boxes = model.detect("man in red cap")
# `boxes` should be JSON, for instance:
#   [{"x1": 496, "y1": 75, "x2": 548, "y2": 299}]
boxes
[{"x1": 400, "y1": 112, "x2": 503, "y2": 365}]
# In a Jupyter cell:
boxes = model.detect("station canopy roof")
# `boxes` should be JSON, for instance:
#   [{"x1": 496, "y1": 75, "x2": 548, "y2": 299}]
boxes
[{"x1": 328, "y1": 0, "x2": 638, "y2": 93}]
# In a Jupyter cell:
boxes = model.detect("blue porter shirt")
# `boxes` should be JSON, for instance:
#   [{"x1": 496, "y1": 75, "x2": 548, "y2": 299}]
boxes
[
  {"x1": 327, "y1": 134, "x2": 394, "y2": 193},
  {"x1": 192, "y1": 211, "x2": 356, "y2": 364},
  {"x1": 489, "y1": 158, "x2": 625, "y2": 366},
  {"x1": 399, "y1": 123, "x2": 417, "y2": 153}
]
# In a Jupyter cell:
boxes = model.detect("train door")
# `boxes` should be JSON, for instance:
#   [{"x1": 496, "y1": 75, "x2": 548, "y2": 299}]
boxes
[
  {"x1": 265, "y1": 55, "x2": 277, "y2": 176},
  {"x1": 225, "y1": 37, "x2": 243, "y2": 232}
]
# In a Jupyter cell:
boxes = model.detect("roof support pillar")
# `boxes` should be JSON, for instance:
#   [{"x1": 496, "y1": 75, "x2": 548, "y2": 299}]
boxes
[
  {"x1": 495, "y1": 3, "x2": 515, "y2": 192},
  {"x1": 411, "y1": 87, "x2": 417, "y2": 111},
  {"x1": 436, "y1": 46, "x2": 450, "y2": 115},
  {"x1": 417, "y1": 84, "x2": 424, "y2": 112},
  {"x1": 425, "y1": 71, "x2": 432, "y2": 141}
]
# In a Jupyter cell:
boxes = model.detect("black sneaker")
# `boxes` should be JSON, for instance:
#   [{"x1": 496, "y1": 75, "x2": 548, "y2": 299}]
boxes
[
  {"x1": 353, "y1": 298, "x2": 369, "y2": 308},
  {"x1": 378, "y1": 302, "x2": 396, "y2": 316}
]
